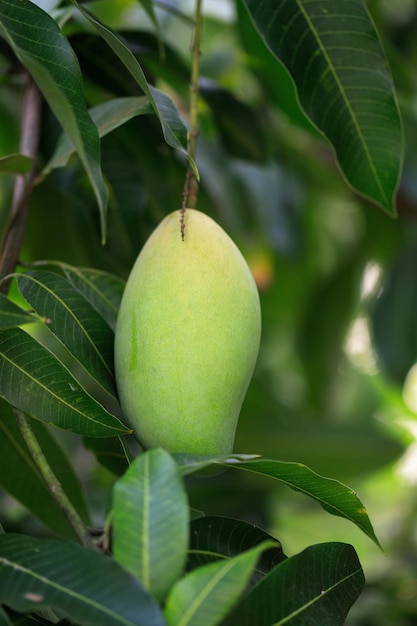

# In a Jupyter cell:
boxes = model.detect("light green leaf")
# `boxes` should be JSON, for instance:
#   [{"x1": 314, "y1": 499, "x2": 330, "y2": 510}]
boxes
[
  {"x1": 164, "y1": 541, "x2": 274, "y2": 626},
  {"x1": 242, "y1": 0, "x2": 403, "y2": 214},
  {"x1": 113, "y1": 449, "x2": 189, "y2": 601},
  {"x1": 0, "y1": 327, "x2": 129, "y2": 437},
  {"x1": 0, "y1": 534, "x2": 166, "y2": 626},
  {"x1": 0, "y1": 0, "x2": 108, "y2": 240}
]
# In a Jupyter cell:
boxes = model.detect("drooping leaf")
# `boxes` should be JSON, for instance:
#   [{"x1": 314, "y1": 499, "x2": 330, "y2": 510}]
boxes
[
  {"x1": 0, "y1": 154, "x2": 32, "y2": 174},
  {"x1": 113, "y1": 449, "x2": 189, "y2": 601},
  {"x1": 0, "y1": 296, "x2": 37, "y2": 330},
  {"x1": 0, "y1": 534, "x2": 166, "y2": 626},
  {"x1": 175, "y1": 454, "x2": 380, "y2": 548},
  {"x1": 42, "y1": 96, "x2": 153, "y2": 177},
  {"x1": 72, "y1": 1, "x2": 193, "y2": 170},
  {"x1": 16, "y1": 270, "x2": 116, "y2": 395},
  {"x1": 0, "y1": 401, "x2": 90, "y2": 538},
  {"x1": 0, "y1": 327, "x2": 129, "y2": 437},
  {"x1": 223, "y1": 457, "x2": 381, "y2": 548},
  {"x1": 241, "y1": 0, "x2": 403, "y2": 214},
  {"x1": 188, "y1": 516, "x2": 286, "y2": 584},
  {"x1": 0, "y1": 0, "x2": 108, "y2": 240},
  {"x1": 222, "y1": 542, "x2": 365, "y2": 626},
  {"x1": 164, "y1": 541, "x2": 274, "y2": 626}
]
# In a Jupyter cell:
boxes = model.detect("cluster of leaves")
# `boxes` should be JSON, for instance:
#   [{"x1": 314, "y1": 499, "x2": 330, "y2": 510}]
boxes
[{"x1": 0, "y1": 0, "x2": 406, "y2": 624}]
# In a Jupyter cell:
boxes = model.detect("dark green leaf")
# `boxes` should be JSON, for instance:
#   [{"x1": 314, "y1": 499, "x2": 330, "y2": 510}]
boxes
[
  {"x1": 0, "y1": 534, "x2": 166, "y2": 626},
  {"x1": 221, "y1": 457, "x2": 381, "y2": 548},
  {"x1": 0, "y1": 0, "x2": 108, "y2": 240},
  {"x1": 223, "y1": 542, "x2": 364, "y2": 626},
  {"x1": 0, "y1": 401, "x2": 90, "y2": 538},
  {"x1": 188, "y1": 516, "x2": 286, "y2": 584},
  {"x1": 0, "y1": 296, "x2": 36, "y2": 330},
  {"x1": 16, "y1": 271, "x2": 116, "y2": 395},
  {"x1": 0, "y1": 605, "x2": 11, "y2": 626},
  {"x1": 83, "y1": 435, "x2": 131, "y2": 476},
  {"x1": 61, "y1": 264, "x2": 125, "y2": 332},
  {"x1": 242, "y1": 0, "x2": 403, "y2": 213},
  {"x1": 0, "y1": 154, "x2": 32, "y2": 174},
  {"x1": 72, "y1": 1, "x2": 193, "y2": 169},
  {"x1": 113, "y1": 449, "x2": 189, "y2": 601},
  {"x1": 0, "y1": 327, "x2": 129, "y2": 437},
  {"x1": 164, "y1": 541, "x2": 274, "y2": 626},
  {"x1": 42, "y1": 96, "x2": 153, "y2": 177}
]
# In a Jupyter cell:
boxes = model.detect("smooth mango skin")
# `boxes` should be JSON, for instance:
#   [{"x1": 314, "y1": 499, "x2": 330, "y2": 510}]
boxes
[{"x1": 114, "y1": 209, "x2": 261, "y2": 455}]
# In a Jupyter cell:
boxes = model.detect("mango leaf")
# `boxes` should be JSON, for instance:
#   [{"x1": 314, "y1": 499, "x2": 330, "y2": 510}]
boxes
[
  {"x1": 0, "y1": 0, "x2": 108, "y2": 240},
  {"x1": 113, "y1": 449, "x2": 189, "y2": 601},
  {"x1": 0, "y1": 154, "x2": 32, "y2": 174},
  {"x1": 175, "y1": 454, "x2": 380, "y2": 548},
  {"x1": 0, "y1": 296, "x2": 36, "y2": 329},
  {"x1": 84, "y1": 435, "x2": 132, "y2": 476},
  {"x1": 0, "y1": 401, "x2": 90, "y2": 538},
  {"x1": 188, "y1": 516, "x2": 286, "y2": 584},
  {"x1": 61, "y1": 264, "x2": 125, "y2": 332},
  {"x1": 223, "y1": 542, "x2": 364, "y2": 626},
  {"x1": 164, "y1": 541, "x2": 274, "y2": 626},
  {"x1": 72, "y1": 1, "x2": 194, "y2": 171},
  {"x1": 16, "y1": 270, "x2": 116, "y2": 395},
  {"x1": 0, "y1": 607, "x2": 11, "y2": 626},
  {"x1": 42, "y1": 96, "x2": 153, "y2": 177},
  {"x1": 0, "y1": 327, "x2": 129, "y2": 437},
  {"x1": 242, "y1": 0, "x2": 403, "y2": 214},
  {"x1": 0, "y1": 534, "x2": 166, "y2": 626}
]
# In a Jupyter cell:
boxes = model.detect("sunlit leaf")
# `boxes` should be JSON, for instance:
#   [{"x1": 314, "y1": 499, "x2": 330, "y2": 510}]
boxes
[
  {"x1": 165, "y1": 541, "x2": 274, "y2": 626},
  {"x1": 242, "y1": 0, "x2": 403, "y2": 214},
  {"x1": 0, "y1": 534, "x2": 166, "y2": 626},
  {"x1": 113, "y1": 449, "x2": 189, "y2": 601}
]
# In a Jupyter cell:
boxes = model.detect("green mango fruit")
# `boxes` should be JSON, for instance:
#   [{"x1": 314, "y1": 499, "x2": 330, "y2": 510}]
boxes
[{"x1": 114, "y1": 209, "x2": 261, "y2": 455}]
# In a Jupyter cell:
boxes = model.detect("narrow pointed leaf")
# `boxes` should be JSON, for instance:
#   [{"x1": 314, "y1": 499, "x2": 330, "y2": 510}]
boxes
[
  {"x1": 113, "y1": 449, "x2": 189, "y2": 601},
  {"x1": 0, "y1": 0, "x2": 108, "y2": 239},
  {"x1": 0, "y1": 296, "x2": 36, "y2": 329},
  {"x1": 0, "y1": 534, "x2": 166, "y2": 626},
  {"x1": 219, "y1": 457, "x2": 381, "y2": 548},
  {"x1": 0, "y1": 327, "x2": 129, "y2": 437},
  {"x1": 223, "y1": 542, "x2": 364, "y2": 626},
  {"x1": 16, "y1": 270, "x2": 116, "y2": 395},
  {"x1": 42, "y1": 96, "x2": 153, "y2": 177},
  {"x1": 62, "y1": 264, "x2": 125, "y2": 332},
  {"x1": 164, "y1": 541, "x2": 274, "y2": 626},
  {"x1": 0, "y1": 154, "x2": 32, "y2": 174},
  {"x1": 0, "y1": 401, "x2": 90, "y2": 538},
  {"x1": 242, "y1": 0, "x2": 403, "y2": 214},
  {"x1": 72, "y1": 1, "x2": 193, "y2": 168},
  {"x1": 188, "y1": 516, "x2": 286, "y2": 582}
]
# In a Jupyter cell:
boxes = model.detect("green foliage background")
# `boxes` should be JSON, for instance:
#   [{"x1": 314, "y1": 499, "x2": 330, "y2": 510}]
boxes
[{"x1": 0, "y1": 0, "x2": 415, "y2": 623}]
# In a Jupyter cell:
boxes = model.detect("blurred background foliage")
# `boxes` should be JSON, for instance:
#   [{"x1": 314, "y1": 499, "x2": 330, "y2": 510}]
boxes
[{"x1": 1, "y1": 0, "x2": 417, "y2": 623}]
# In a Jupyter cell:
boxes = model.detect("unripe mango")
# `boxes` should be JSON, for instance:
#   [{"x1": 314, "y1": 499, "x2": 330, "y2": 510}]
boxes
[{"x1": 114, "y1": 209, "x2": 261, "y2": 456}]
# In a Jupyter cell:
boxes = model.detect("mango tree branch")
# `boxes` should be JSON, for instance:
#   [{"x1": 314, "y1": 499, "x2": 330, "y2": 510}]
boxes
[
  {"x1": 180, "y1": 0, "x2": 203, "y2": 239},
  {"x1": 14, "y1": 410, "x2": 97, "y2": 551},
  {"x1": 0, "y1": 74, "x2": 42, "y2": 293}
]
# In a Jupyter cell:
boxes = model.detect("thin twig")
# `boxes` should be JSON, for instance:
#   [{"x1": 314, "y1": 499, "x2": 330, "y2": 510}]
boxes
[
  {"x1": 0, "y1": 74, "x2": 42, "y2": 293},
  {"x1": 180, "y1": 0, "x2": 203, "y2": 240},
  {"x1": 14, "y1": 410, "x2": 97, "y2": 551}
]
